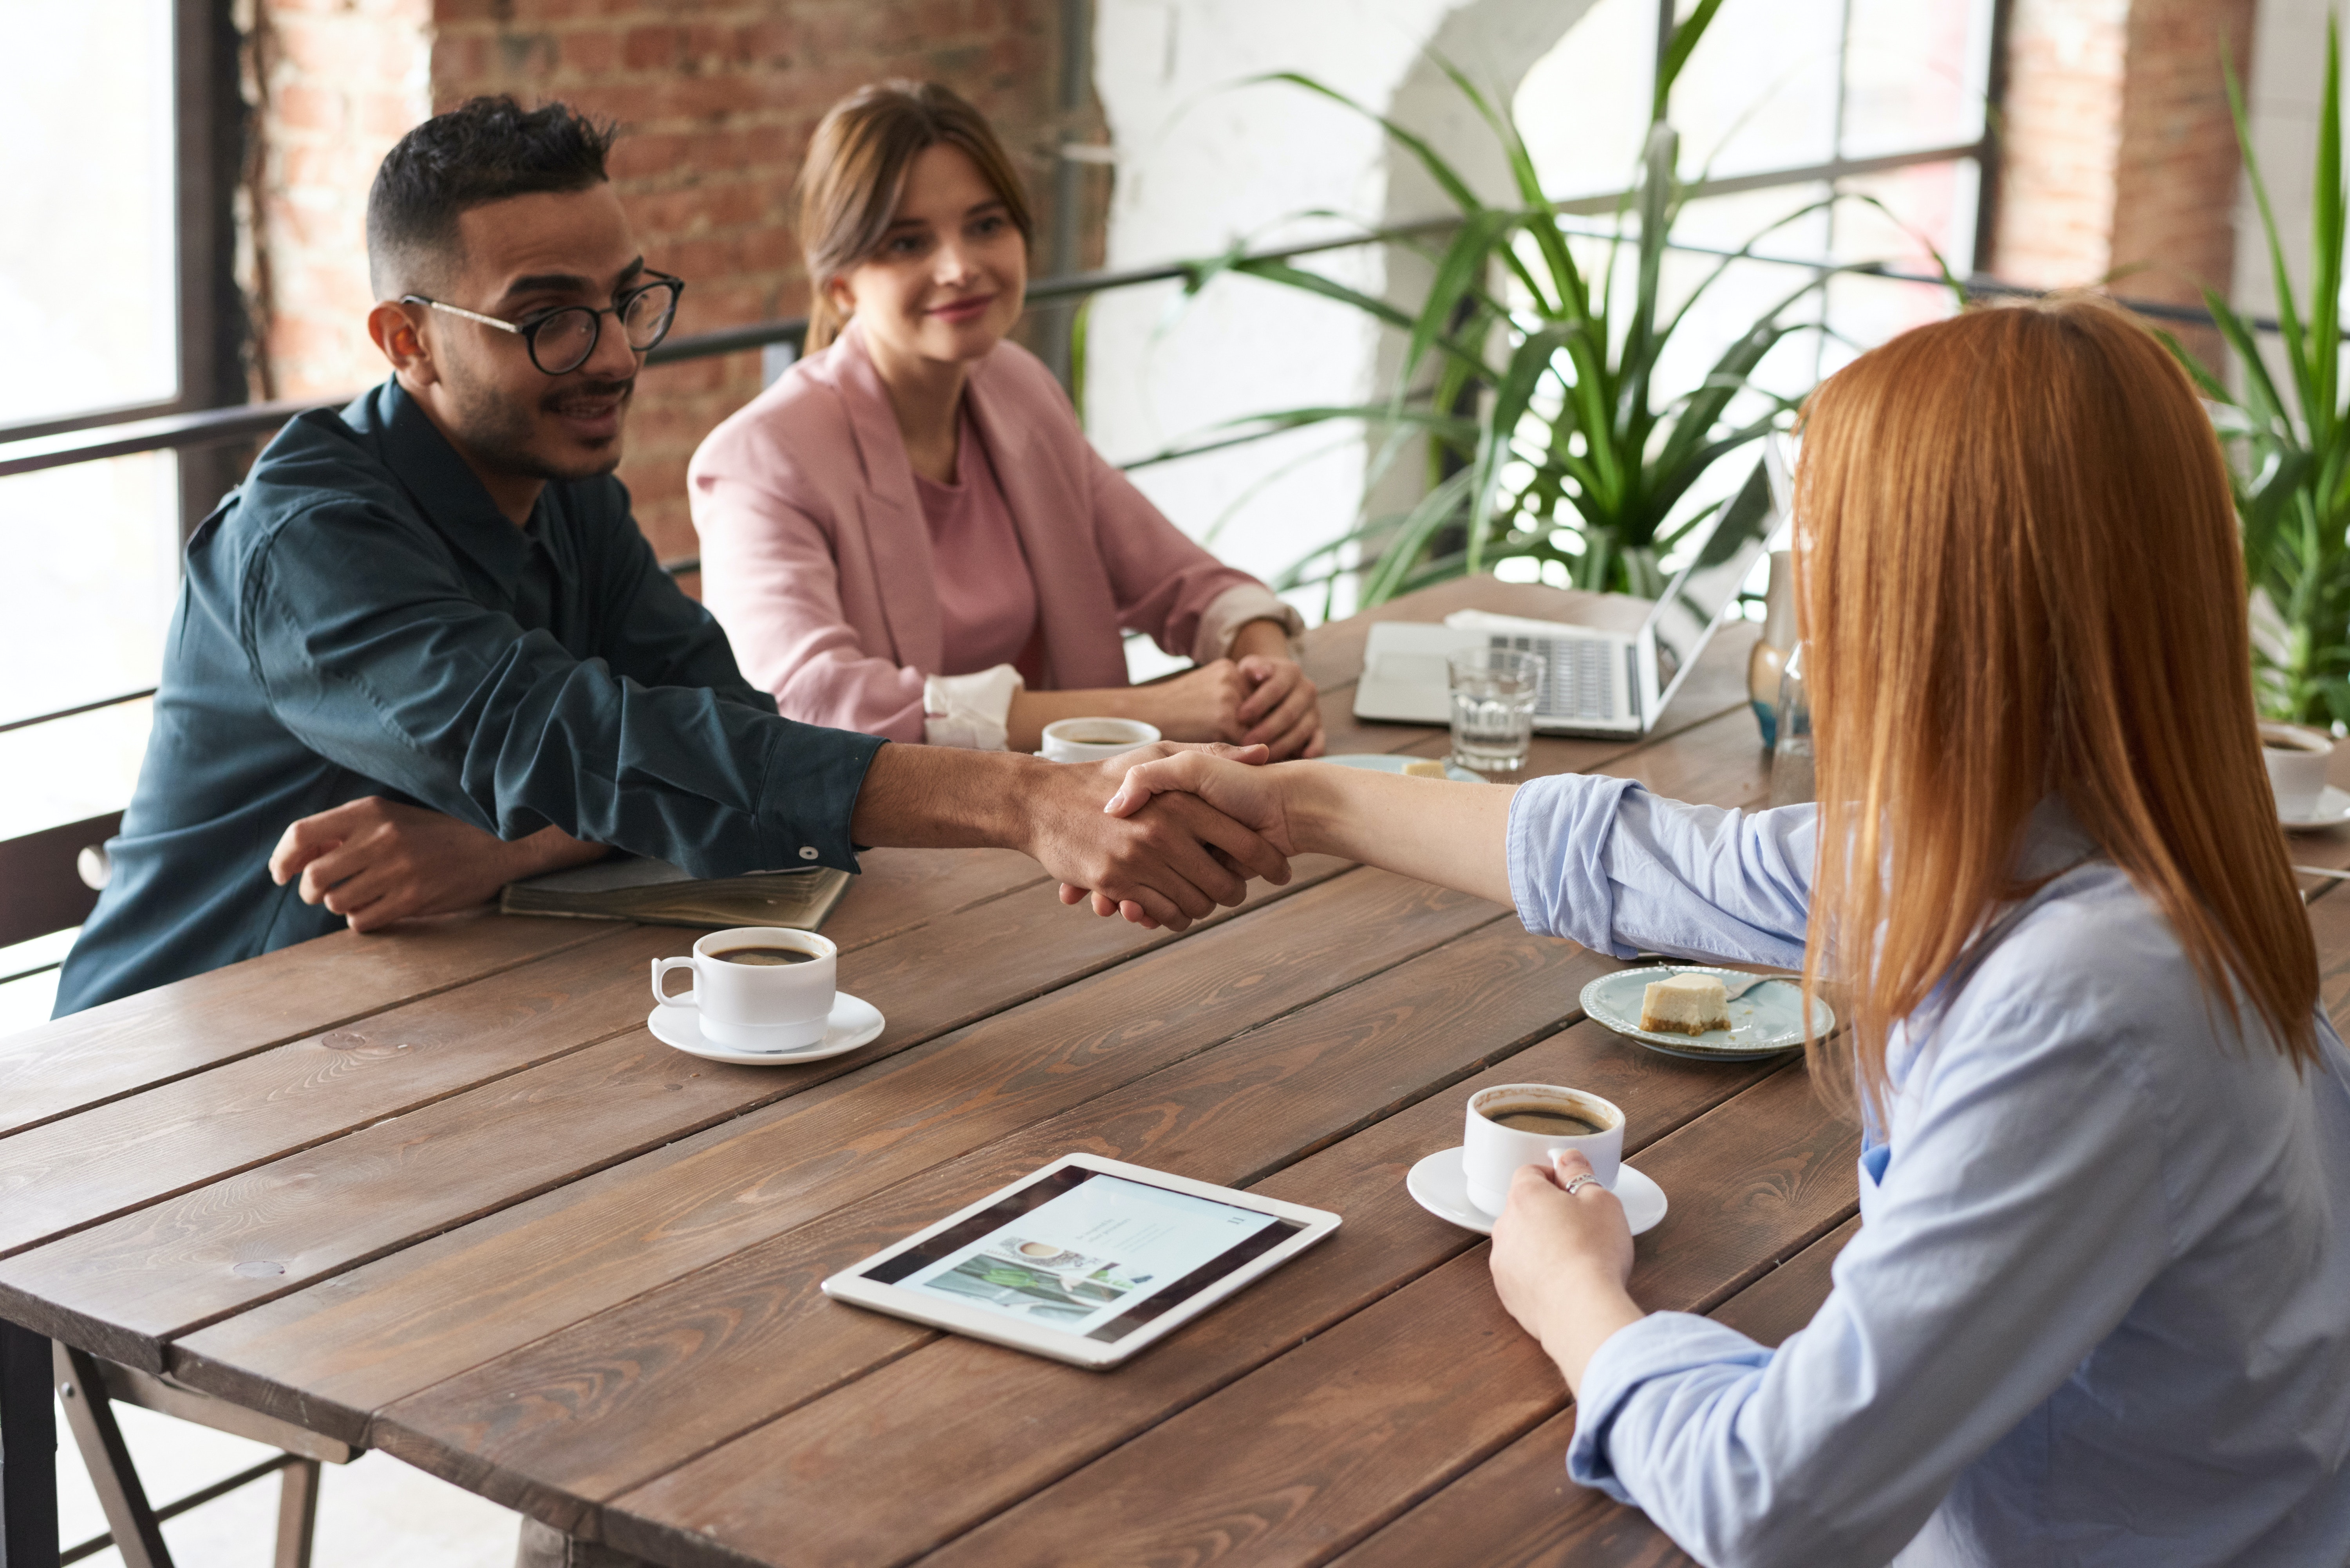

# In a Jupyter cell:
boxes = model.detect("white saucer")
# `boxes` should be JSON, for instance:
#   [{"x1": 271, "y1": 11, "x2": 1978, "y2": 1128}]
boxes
[
  {"x1": 645, "y1": 992, "x2": 884, "y2": 1066},
  {"x1": 1405, "y1": 1147, "x2": 1667, "y2": 1237},
  {"x1": 2282, "y1": 784, "x2": 2350, "y2": 831}
]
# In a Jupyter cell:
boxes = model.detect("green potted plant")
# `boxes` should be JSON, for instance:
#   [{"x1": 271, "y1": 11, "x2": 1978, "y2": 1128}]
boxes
[
  {"x1": 2162, "y1": 17, "x2": 2350, "y2": 726},
  {"x1": 1153, "y1": 0, "x2": 1921, "y2": 612}
]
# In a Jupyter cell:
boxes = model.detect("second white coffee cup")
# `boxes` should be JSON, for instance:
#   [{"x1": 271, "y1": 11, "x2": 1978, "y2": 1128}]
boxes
[
  {"x1": 2261, "y1": 721, "x2": 2335, "y2": 820},
  {"x1": 1462, "y1": 1083, "x2": 1625, "y2": 1215},
  {"x1": 651, "y1": 926, "x2": 837, "y2": 1050},
  {"x1": 1040, "y1": 717, "x2": 1162, "y2": 763}
]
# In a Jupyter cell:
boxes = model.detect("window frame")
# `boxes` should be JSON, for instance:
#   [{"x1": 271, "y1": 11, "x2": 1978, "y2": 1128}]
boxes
[
  {"x1": 0, "y1": 0, "x2": 245, "y2": 528},
  {"x1": 1647, "y1": 0, "x2": 2014, "y2": 274}
]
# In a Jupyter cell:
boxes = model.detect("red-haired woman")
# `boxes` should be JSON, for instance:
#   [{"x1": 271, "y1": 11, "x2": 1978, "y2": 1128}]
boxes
[
  {"x1": 1095, "y1": 298, "x2": 2350, "y2": 1565},
  {"x1": 690, "y1": 82, "x2": 1322, "y2": 758}
]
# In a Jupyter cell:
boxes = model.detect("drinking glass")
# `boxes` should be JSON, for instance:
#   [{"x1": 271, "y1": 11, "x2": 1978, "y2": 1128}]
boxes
[
  {"x1": 1766, "y1": 643, "x2": 1815, "y2": 806},
  {"x1": 1447, "y1": 648, "x2": 1544, "y2": 773}
]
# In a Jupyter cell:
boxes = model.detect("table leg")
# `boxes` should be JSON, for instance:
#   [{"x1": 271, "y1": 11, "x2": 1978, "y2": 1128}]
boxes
[
  {"x1": 0, "y1": 1319, "x2": 59, "y2": 1568},
  {"x1": 273, "y1": 1458, "x2": 319, "y2": 1568},
  {"x1": 54, "y1": 1345, "x2": 171, "y2": 1568}
]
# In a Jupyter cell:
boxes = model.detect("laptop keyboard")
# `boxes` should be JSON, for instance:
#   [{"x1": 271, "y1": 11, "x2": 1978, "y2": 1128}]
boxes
[{"x1": 1490, "y1": 635, "x2": 1615, "y2": 721}]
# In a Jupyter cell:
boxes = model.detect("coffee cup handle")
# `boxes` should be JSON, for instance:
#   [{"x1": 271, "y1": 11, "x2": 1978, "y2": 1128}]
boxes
[{"x1": 651, "y1": 956, "x2": 698, "y2": 1010}]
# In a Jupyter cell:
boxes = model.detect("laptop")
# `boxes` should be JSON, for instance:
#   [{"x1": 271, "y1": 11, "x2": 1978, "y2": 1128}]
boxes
[{"x1": 1351, "y1": 508, "x2": 1769, "y2": 739}]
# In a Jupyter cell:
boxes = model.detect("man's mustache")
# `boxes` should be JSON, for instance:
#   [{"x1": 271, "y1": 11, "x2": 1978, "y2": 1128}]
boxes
[{"x1": 541, "y1": 378, "x2": 636, "y2": 414}]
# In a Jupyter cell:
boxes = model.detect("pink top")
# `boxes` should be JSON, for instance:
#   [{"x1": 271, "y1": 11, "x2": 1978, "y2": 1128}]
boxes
[
  {"x1": 688, "y1": 322, "x2": 1295, "y2": 743},
  {"x1": 911, "y1": 410, "x2": 1045, "y2": 685}
]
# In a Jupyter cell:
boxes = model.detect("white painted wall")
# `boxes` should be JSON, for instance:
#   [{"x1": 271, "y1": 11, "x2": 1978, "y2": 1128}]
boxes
[{"x1": 1086, "y1": 0, "x2": 1595, "y2": 655}]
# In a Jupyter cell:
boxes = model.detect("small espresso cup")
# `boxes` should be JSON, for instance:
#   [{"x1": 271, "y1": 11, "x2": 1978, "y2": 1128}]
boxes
[
  {"x1": 2260, "y1": 721, "x2": 2336, "y2": 820},
  {"x1": 1041, "y1": 717, "x2": 1163, "y2": 764},
  {"x1": 1462, "y1": 1083, "x2": 1625, "y2": 1216},
  {"x1": 651, "y1": 926, "x2": 837, "y2": 1050}
]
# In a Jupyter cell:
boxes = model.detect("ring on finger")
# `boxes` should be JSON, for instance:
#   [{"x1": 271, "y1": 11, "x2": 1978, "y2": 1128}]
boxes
[{"x1": 1562, "y1": 1174, "x2": 1601, "y2": 1197}]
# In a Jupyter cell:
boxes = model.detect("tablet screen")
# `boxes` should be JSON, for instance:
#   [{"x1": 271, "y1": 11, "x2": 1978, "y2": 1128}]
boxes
[{"x1": 861, "y1": 1167, "x2": 1307, "y2": 1344}]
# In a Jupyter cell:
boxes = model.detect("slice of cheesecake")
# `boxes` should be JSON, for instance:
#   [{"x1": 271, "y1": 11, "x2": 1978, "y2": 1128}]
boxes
[
  {"x1": 1401, "y1": 759, "x2": 1450, "y2": 779},
  {"x1": 1640, "y1": 972, "x2": 1732, "y2": 1035}
]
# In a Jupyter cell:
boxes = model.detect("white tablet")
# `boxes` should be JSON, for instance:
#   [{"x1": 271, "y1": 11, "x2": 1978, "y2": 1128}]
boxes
[{"x1": 821, "y1": 1153, "x2": 1341, "y2": 1368}]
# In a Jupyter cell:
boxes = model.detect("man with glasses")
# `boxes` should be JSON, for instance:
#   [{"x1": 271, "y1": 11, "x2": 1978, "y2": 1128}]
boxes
[{"x1": 53, "y1": 96, "x2": 1285, "y2": 1022}]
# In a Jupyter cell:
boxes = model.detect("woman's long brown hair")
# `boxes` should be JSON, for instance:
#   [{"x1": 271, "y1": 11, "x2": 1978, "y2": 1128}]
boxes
[
  {"x1": 794, "y1": 81, "x2": 1035, "y2": 352},
  {"x1": 1797, "y1": 296, "x2": 2317, "y2": 1114}
]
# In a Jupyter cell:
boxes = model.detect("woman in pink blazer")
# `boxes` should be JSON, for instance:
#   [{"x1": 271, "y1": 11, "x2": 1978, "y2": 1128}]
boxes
[{"x1": 691, "y1": 82, "x2": 1323, "y2": 757}]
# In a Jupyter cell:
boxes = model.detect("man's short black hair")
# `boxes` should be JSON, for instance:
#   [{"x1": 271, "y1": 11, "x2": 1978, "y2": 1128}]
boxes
[{"x1": 367, "y1": 96, "x2": 618, "y2": 298}]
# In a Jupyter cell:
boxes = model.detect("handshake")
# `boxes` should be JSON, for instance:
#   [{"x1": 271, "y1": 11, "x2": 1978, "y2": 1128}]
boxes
[
  {"x1": 1031, "y1": 742, "x2": 1305, "y2": 932},
  {"x1": 1032, "y1": 741, "x2": 1513, "y2": 931},
  {"x1": 268, "y1": 739, "x2": 1510, "y2": 939}
]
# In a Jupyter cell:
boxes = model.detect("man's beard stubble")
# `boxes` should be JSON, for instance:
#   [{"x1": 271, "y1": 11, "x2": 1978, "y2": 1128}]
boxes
[{"x1": 443, "y1": 358, "x2": 635, "y2": 484}]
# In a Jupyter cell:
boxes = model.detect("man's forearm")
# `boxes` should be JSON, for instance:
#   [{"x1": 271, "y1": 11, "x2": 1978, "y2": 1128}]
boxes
[
  {"x1": 505, "y1": 825, "x2": 612, "y2": 881},
  {"x1": 848, "y1": 742, "x2": 1034, "y2": 853}
]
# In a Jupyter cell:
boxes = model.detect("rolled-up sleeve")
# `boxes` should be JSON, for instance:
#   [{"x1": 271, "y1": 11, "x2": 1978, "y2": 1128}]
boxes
[
  {"x1": 1506, "y1": 774, "x2": 1817, "y2": 967},
  {"x1": 244, "y1": 499, "x2": 882, "y2": 876}
]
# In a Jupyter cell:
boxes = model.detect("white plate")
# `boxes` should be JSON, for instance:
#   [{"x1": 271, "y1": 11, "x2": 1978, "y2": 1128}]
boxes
[
  {"x1": 1316, "y1": 753, "x2": 1484, "y2": 784},
  {"x1": 2282, "y1": 784, "x2": 2350, "y2": 831},
  {"x1": 647, "y1": 992, "x2": 884, "y2": 1066},
  {"x1": 1406, "y1": 1147, "x2": 1667, "y2": 1236},
  {"x1": 1581, "y1": 965, "x2": 1829, "y2": 1059}
]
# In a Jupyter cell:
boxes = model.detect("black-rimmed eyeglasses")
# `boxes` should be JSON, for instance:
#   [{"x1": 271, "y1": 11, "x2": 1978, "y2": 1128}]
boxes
[{"x1": 402, "y1": 271, "x2": 685, "y2": 375}]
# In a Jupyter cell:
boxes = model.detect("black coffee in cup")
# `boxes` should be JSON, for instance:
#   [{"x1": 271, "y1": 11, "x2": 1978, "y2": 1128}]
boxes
[
  {"x1": 714, "y1": 945, "x2": 817, "y2": 966},
  {"x1": 1480, "y1": 1100, "x2": 1608, "y2": 1136}
]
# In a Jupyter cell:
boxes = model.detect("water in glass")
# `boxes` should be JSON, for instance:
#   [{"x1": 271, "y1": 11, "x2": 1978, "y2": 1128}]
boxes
[{"x1": 1448, "y1": 647, "x2": 1544, "y2": 773}]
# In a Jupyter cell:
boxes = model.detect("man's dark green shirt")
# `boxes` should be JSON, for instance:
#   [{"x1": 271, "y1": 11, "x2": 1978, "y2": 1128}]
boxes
[{"x1": 55, "y1": 380, "x2": 884, "y2": 1015}]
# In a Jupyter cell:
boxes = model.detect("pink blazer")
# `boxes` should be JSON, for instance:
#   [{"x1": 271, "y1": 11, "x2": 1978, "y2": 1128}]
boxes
[{"x1": 688, "y1": 322, "x2": 1267, "y2": 740}]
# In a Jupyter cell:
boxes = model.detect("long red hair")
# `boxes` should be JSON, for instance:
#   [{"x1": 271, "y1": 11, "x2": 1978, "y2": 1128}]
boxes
[{"x1": 1796, "y1": 296, "x2": 2317, "y2": 1111}]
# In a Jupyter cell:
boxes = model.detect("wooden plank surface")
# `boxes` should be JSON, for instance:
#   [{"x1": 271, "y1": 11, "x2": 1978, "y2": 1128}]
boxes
[
  {"x1": 0, "y1": 909, "x2": 605, "y2": 1139},
  {"x1": 164, "y1": 868, "x2": 1501, "y2": 1436},
  {"x1": 1328, "y1": 1217, "x2": 1863, "y2": 1568},
  {"x1": 0, "y1": 856, "x2": 1357, "y2": 1370},
  {"x1": 889, "y1": 1066, "x2": 1856, "y2": 1568},
  {"x1": 582, "y1": 1020, "x2": 1784, "y2": 1566}
]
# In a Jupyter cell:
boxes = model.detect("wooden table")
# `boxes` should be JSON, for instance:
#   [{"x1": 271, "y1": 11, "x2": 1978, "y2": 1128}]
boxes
[{"x1": 6, "y1": 577, "x2": 2342, "y2": 1567}]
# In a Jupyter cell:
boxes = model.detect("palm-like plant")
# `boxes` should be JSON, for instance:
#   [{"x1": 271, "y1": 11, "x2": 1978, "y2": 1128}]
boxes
[
  {"x1": 1166, "y1": 1, "x2": 1873, "y2": 608},
  {"x1": 2162, "y1": 18, "x2": 2350, "y2": 726}
]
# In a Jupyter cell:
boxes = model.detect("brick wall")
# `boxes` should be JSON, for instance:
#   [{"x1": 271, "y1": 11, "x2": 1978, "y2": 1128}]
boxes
[
  {"x1": 242, "y1": 0, "x2": 435, "y2": 402},
  {"x1": 2108, "y1": 0, "x2": 2260, "y2": 359},
  {"x1": 239, "y1": 0, "x2": 1084, "y2": 573},
  {"x1": 1992, "y1": 0, "x2": 2258, "y2": 364},
  {"x1": 1994, "y1": 0, "x2": 2134, "y2": 288},
  {"x1": 429, "y1": 0, "x2": 1077, "y2": 569}
]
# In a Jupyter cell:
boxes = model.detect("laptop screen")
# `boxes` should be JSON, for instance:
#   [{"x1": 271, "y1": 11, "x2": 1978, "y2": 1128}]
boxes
[{"x1": 1642, "y1": 518, "x2": 1770, "y2": 723}]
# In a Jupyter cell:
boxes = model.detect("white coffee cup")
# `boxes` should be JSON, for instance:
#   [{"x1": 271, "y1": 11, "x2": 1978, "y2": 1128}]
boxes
[
  {"x1": 651, "y1": 926, "x2": 837, "y2": 1050},
  {"x1": 1040, "y1": 717, "x2": 1162, "y2": 763},
  {"x1": 2260, "y1": 721, "x2": 2335, "y2": 820},
  {"x1": 1462, "y1": 1083, "x2": 1625, "y2": 1216}
]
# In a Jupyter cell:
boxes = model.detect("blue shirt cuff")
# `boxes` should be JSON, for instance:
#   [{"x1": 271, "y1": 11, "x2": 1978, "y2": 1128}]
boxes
[
  {"x1": 1567, "y1": 1310, "x2": 1775, "y2": 1499},
  {"x1": 1506, "y1": 772, "x2": 1643, "y2": 954}
]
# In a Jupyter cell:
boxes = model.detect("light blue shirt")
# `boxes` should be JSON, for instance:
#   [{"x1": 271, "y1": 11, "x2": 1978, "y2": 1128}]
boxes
[{"x1": 1507, "y1": 775, "x2": 2350, "y2": 1568}]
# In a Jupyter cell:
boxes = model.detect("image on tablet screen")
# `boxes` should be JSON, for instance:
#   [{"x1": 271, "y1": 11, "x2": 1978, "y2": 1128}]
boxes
[{"x1": 871, "y1": 1171, "x2": 1298, "y2": 1340}]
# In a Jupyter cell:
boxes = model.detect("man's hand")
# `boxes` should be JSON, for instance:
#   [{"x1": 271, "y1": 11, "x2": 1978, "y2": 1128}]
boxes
[
  {"x1": 1028, "y1": 743, "x2": 1290, "y2": 930},
  {"x1": 268, "y1": 797, "x2": 606, "y2": 932},
  {"x1": 1059, "y1": 748, "x2": 1299, "y2": 927},
  {"x1": 848, "y1": 741, "x2": 1293, "y2": 934},
  {"x1": 1488, "y1": 1149, "x2": 1644, "y2": 1395}
]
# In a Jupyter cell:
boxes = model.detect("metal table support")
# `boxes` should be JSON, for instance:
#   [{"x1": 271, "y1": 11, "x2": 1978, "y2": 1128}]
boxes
[{"x1": 0, "y1": 1320, "x2": 58, "y2": 1568}]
